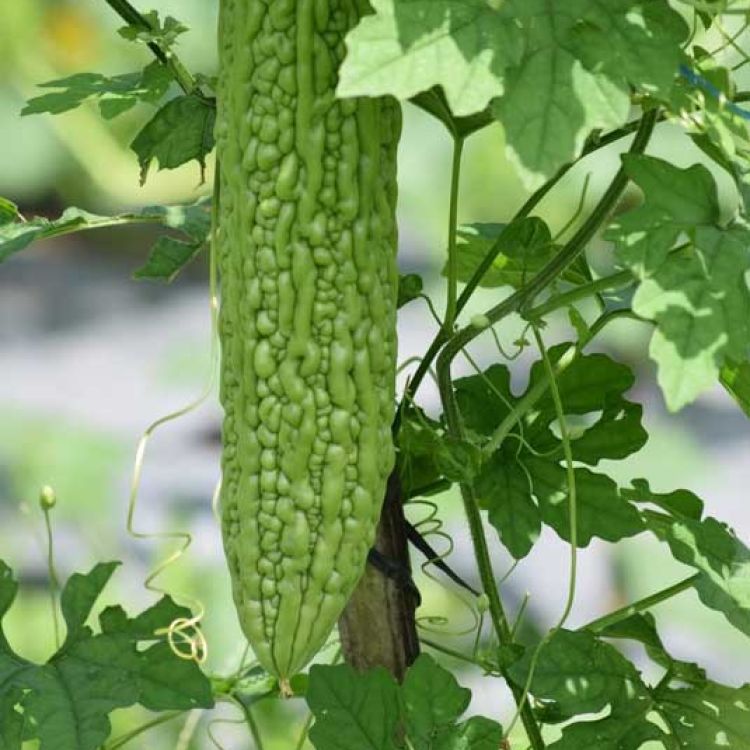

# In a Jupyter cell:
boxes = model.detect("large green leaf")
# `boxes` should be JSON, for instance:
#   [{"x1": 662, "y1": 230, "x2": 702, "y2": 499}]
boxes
[
  {"x1": 607, "y1": 155, "x2": 750, "y2": 411},
  {"x1": 131, "y1": 95, "x2": 216, "y2": 184},
  {"x1": 645, "y1": 512, "x2": 750, "y2": 639},
  {"x1": 527, "y1": 460, "x2": 645, "y2": 548},
  {"x1": 307, "y1": 664, "x2": 401, "y2": 750},
  {"x1": 402, "y1": 655, "x2": 471, "y2": 750},
  {"x1": 338, "y1": 1, "x2": 521, "y2": 119},
  {"x1": 508, "y1": 630, "x2": 650, "y2": 719},
  {"x1": 0, "y1": 561, "x2": 213, "y2": 750},
  {"x1": 458, "y1": 348, "x2": 647, "y2": 558},
  {"x1": 307, "y1": 656, "x2": 502, "y2": 750},
  {"x1": 657, "y1": 682, "x2": 750, "y2": 748},
  {"x1": 339, "y1": 0, "x2": 686, "y2": 186},
  {"x1": 22, "y1": 63, "x2": 172, "y2": 120}
]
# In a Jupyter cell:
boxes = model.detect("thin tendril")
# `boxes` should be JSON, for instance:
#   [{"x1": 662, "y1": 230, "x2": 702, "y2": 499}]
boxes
[
  {"x1": 459, "y1": 347, "x2": 536, "y2": 458},
  {"x1": 408, "y1": 498, "x2": 481, "y2": 637},
  {"x1": 106, "y1": 711, "x2": 185, "y2": 750},
  {"x1": 176, "y1": 709, "x2": 203, "y2": 750},
  {"x1": 397, "y1": 355, "x2": 425, "y2": 376},
  {"x1": 502, "y1": 325, "x2": 579, "y2": 741},
  {"x1": 125, "y1": 172, "x2": 221, "y2": 665},
  {"x1": 207, "y1": 714, "x2": 247, "y2": 750},
  {"x1": 489, "y1": 323, "x2": 528, "y2": 362},
  {"x1": 510, "y1": 593, "x2": 531, "y2": 640},
  {"x1": 419, "y1": 292, "x2": 445, "y2": 329},
  {"x1": 551, "y1": 172, "x2": 592, "y2": 243}
]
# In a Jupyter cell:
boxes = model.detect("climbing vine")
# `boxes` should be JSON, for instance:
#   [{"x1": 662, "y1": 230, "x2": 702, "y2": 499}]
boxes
[{"x1": 3, "y1": 1, "x2": 750, "y2": 748}]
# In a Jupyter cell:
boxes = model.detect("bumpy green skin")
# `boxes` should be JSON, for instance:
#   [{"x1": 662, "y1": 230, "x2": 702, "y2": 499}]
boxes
[{"x1": 216, "y1": 0, "x2": 400, "y2": 679}]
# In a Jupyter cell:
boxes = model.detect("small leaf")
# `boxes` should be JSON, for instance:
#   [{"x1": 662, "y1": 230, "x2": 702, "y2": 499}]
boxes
[
  {"x1": 307, "y1": 664, "x2": 401, "y2": 750},
  {"x1": 118, "y1": 12, "x2": 188, "y2": 51},
  {"x1": 623, "y1": 478, "x2": 704, "y2": 521},
  {"x1": 397, "y1": 273, "x2": 424, "y2": 308},
  {"x1": 133, "y1": 236, "x2": 203, "y2": 282},
  {"x1": 397, "y1": 408, "x2": 447, "y2": 498},
  {"x1": 596, "y1": 612, "x2": 706, "y2": 687},
  {"x1": 59, "y1": 562, "x2": 120, "y2": 649},
  {"x1": 434, "y1": 438, "x2": 482, "y2": 484},
  {"x1": 131, "y1": 95, "x2": 216, "y2": 184},
  {"x1": 446, "y1": 218, "x2": 585, "y2": 290},
  {"x1": 402, "y1": 654, "x2": 471, "y2": 750},
  {"x1": 645, "y1": 512, "x2": 750, "y2": 638},
  {"x1": 607, "y1": 155, "x2": 750, "y2": 411},
  {"x1": 0, "y1": 198, "x2": 18, "y2": 226},
  {"x1": 22, "y1": 64, "x2": 171, "y2": 119},
  {"x1": 720, "y1": 358, "x2": 750, "y2": 419},
  {"x1": 475, "y1": 457, "x2": 540, "y2": 559},
  {"x1": 434, "y1": 716, "x2": 504, "y2": 750}
]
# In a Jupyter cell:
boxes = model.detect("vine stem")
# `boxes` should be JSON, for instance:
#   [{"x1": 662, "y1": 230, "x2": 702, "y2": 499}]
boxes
[
  {"x1": 433, "y1": 108, "x2": 659, "y2": 750},
  {"x1": 105, "y1": 711, "x2": 185, "y2": 750},
  {"x1": 395, "y1": 106, "x2": 663, "y2": 424},
  {"x1": 584, "y1": 574, "x2": 700, "y2": 634},
  {"x1": 236, "y1": 699, "x2": 264, "y2": 750},
  {"x1": 502, "y1": 326, "x2": 579, "y2": 742},
  {"x1": 101, "y1": 0, "x2": 203, "y2": 98},
  {"x1": 444, "y1": 136, "x2": 465, "y2": 334},
  {"x1": 420, "y1": 637, "x2": 482, "y2": 666},
  {"x1": 41, "y1": 500, "x2": 61, "y2": 650}
]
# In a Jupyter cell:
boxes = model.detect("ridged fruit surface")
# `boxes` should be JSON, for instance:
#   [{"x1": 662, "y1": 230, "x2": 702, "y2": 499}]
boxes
[{"x1": 215, "y1": 0, "x2": 400, "y2": 679}]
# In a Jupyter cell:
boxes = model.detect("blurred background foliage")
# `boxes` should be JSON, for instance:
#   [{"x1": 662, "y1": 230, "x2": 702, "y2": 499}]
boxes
[{"x1": 1, "y1": 1, "x2": 750, "y2": 748}]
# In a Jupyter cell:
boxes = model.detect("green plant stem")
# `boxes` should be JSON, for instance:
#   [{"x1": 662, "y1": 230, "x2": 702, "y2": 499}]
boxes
[
  {"x1": 42, "y1": 508, "x2": 61, "y2": 650},
  {"x1": 483, "y1": 308, "x2": 648, "y2": 455},
  {"x1": 420, "y1": 637, "x2": 480, "y2": 666},
  {"x1": 437, "y1": 107, "x2": 658, "y2": 387},
  {"x1": 237, "y1": 699, "x2": 264, "y2": 750},
  {"x1": 106, "y1": 711, "x2": 185, "y2": 749},
  {"x1": 584, "y1": 574, "x2": 700, "y2": 634},
  {"x1": 432, "y1": 109, "x2": 658, "y2": 750},
  {"x1": 405, "y1": 478, "x2": 452, "y2": 500},
  {"x1": 444, "y1": 136, "x2": 465, "y2": 334},
  {"x1": 526, "y1": 240, "x2": 691, "y2": 322},
  {"x1": 396, "y1": 108, "x2": 661, "y2": 424},
  {"x1": 395, "y1": 161, "x2": 564, "y2": 430},
  {"x1": 526, "y1": 269, "x2": 634, "y2": 320},
  {"x1": 294, "y1": 713, "x2": 315, "y2": 750},
  {"x1": 483, "y1": 342, "x2": 577, "y2": 457},
  {"x1": 101, "y1": 0, "x2": 202, "y2": 97},
  {"x1": 502, "y1": 326, "x2": 580, "y2": 743}
]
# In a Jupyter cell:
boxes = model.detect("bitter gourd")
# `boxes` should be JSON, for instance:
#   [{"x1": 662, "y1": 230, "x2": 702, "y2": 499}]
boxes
[{"x1": 215, "y1": 0, "x2": 400, "y2": 680}]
